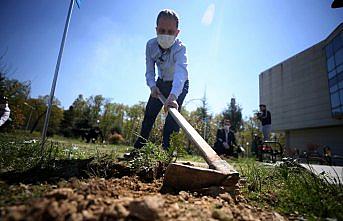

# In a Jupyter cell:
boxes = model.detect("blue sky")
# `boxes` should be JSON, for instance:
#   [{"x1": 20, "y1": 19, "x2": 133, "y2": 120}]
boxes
[{"x1": 1, "y1": 0, "x2": 342, "y2": 117}]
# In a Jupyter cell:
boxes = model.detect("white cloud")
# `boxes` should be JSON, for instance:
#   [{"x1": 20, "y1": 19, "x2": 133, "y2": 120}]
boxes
[{"x1": 201, "y1": 3, "x2": 215, "y2": 26}]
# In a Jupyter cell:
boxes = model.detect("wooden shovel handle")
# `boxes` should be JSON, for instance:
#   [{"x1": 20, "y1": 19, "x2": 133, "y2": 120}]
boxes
[{"x1": 158, "y1": 95, "x2": 236, "y2": 174}]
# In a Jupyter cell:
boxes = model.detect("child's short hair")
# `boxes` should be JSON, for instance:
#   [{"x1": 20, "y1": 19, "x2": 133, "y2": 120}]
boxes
[{"x1": 156, "y1": 9, "x2": 179, "y2": 28}]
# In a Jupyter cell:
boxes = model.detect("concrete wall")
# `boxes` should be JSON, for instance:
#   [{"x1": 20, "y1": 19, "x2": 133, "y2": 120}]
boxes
[
  {"x1": 259, "y1": 41, "x2": 343, "y2": 131},
  {"x1": 286, "y1": 126, "x2": 343, "y2": 155},
  {"x1": 259, "y1": 24, "x2": 343, "y2": 154}
]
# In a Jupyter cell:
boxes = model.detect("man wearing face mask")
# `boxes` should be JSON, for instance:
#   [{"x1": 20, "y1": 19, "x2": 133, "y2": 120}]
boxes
[
  {"x1": 213, "y1": 119, "x2": 237, "y2": 156},
  {"x1": 133, "y1": 9, "x2": 189, "y2": 150}
]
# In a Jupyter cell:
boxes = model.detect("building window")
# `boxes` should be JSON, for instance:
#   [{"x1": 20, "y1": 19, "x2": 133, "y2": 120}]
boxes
[{"x1": 325, "y1": 31, "x2": 343, "y2": 118}]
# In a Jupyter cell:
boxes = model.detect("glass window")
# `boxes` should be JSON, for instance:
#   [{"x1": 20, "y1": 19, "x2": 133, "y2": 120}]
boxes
[
  {"x1": 331, "y1": 91, "x2": 340, "y2": 108},
  {"x1": 339, "y1": 80, "x2": 343, "y2": 90},
  {"x1": 326, "y1": 43, "x2": 334, "y2": 58},
  {"x1": 333, "y1": 34, "x2": 343, "y2": 52},
  {"x1": 335, "y1": 48, "x2": 343, "y2": 66},
  {"x1": 337, "y1": 64, "x2": 343, "y2": 74},
  {"x1": 327, "y1": 56, "x2": 335, "y2": 71},
  {"x1": 328, "y1": 69, "x2": 336, "y2": 79},
  {"x1": 329, "y1": 76, "x2": 338, "y2": 87},
  {"x1": 330, "y1": 85, "x2": 338, "y2": 93},
  {"x1": 338, "y1": 72, "x2": 343, "y2": 81}
]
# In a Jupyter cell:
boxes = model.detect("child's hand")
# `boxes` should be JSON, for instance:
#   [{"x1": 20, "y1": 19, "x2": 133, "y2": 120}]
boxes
[
  {"x1": 164, "y1": 94, "x2": 178, "y2": 112},
  {"x1": 150, "y1": 86, "x2": 161, "y2": 98}
]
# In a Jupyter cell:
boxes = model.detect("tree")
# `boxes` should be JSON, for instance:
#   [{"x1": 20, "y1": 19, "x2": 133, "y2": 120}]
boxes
[
  {"x1": 72, "y1": 94, "x2": 91, "y2": 130},
  {"x1": 123, "y1": 102, "x2": 145, "y2": 145},
  {"x1": 87, "y1": 95, "x2": 105, "y2": 125},
  {"x1": 28, "y1": 96, "x2": 63, "y2": 136},
  {"x1": 222, "y1": 97, "x2": 243, "y2": 132},
  {"x1": 60, "y1": 106, "x2": 75, "y2": 137},
  {"x1": 0, "y1": 72, "x2": 31, "y2": 129},
  {"x1": 239, "y1": 115, "x2": 262, "y2": 155},
  {"x1": 100, "y1": 101, "x2": 127, "y2": 140}
]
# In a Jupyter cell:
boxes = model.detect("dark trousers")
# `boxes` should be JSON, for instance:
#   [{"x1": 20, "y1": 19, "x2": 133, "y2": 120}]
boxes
[
  {"x1": 214, "y1": 142, "x2": 234, "y2": 156},
  {"x1": 134, "y1": 78, "x2": 189, "y2": 149}
]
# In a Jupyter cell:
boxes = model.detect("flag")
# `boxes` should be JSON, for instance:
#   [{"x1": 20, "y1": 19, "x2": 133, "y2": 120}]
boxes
[{"x1": 76, "y1": 0, "x2": 82, "y2": 9}]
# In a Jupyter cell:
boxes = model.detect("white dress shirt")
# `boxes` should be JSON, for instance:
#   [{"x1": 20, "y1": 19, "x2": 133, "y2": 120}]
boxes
[{"x1": 145, "y1": 37, "x2": 188, "y2": 97}]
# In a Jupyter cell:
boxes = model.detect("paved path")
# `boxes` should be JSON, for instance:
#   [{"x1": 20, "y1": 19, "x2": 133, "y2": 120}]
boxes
[{"x1": 300, "y1": 164, "x2": 343, "y2": 184}]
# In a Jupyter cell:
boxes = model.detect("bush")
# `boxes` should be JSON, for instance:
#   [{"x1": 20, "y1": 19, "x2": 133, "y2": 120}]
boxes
[{"x1": 108, "y1": 133, "x2": 124, "y2": 144}]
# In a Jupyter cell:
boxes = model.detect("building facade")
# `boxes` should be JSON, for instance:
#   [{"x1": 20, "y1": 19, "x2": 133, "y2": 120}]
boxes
[{"x1": 259, "y1": 23, "x2": 343, "y2": 155}]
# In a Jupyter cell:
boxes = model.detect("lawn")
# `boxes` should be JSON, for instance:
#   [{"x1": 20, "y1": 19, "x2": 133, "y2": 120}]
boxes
[{"x1": 0, "y1": 132, "x2": 342, "y2": 220}]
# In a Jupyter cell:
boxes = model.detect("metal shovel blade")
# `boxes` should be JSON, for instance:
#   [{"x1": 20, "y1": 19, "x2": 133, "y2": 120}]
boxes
[{"x1": 162, "y1": 163, "x2": 239, "y2": 191}]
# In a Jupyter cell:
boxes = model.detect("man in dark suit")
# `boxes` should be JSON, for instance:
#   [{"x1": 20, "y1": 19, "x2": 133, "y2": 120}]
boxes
[
  {"x1": 213, "y1": 119, "x2": 237, "y2": 156},
  {"x1": 257, "y1": 104, "x2": 272, "y2": 141}
]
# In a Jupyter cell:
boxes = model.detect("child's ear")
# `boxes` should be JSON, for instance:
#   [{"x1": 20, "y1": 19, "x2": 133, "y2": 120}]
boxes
[
  {"x1": 175, "y1": 29, "x2": 180, "y2": 37},
  {"x1": 155, "y1": 27, "x2": 158, "y2": 35}
]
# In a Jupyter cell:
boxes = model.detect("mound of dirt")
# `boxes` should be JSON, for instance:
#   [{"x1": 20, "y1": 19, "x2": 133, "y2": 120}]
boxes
[{"x1": 1, "y1": 176, "x2": 286, "y2": 221}]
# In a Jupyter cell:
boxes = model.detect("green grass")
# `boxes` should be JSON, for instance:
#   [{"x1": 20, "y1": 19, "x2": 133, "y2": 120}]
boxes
[
  {"x1": 235, "y1": 158, "x2": 343, "y2": 220},
  {"x1": 1, "y1": 133, "x2": 342, "y2": 220},
  {"x1": 0, "y1": 132, "x2": 132, "y2": 173}
]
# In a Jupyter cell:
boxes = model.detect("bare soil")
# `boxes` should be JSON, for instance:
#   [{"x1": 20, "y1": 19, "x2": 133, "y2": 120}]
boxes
[{"x1": 0, "y1": 159, "x2": 288, "y2": 221}]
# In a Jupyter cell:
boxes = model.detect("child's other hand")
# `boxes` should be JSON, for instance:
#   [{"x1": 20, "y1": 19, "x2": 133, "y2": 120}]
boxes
[
  {"x1": 150, "y1": 86, "x2": 161, "y2": 98},
  {"x1": 164, "y1": 94, "x2": 178, "y2": 112}
]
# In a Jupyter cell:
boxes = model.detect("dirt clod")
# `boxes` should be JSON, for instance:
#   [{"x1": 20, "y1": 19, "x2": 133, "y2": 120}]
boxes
[
  {"x1": 212, "y1": 209, "x2": 234, "y2": 221},
  {"x1": 129, "y1": 195, "x2": 164, "y2": 220}
]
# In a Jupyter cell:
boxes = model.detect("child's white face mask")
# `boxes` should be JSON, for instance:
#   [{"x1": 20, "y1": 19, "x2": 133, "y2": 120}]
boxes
[{"x1": 157, "y1": 34, "x2": 176, "y2": 49}]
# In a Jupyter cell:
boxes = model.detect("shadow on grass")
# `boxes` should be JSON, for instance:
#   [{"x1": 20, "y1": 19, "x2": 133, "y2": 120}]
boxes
[{"x1": 0, "y1": 158, "x2": 134, "y2": 184}]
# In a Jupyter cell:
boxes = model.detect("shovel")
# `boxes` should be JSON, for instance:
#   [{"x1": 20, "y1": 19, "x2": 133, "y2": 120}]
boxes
[{"x1": 159, "y1": 95, "x2": 239, "y2": 191}]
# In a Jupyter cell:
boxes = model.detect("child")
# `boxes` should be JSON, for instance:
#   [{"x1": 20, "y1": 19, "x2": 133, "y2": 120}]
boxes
[{"x1": 134, "y1": 9, "x2": 189, "y2": 150}]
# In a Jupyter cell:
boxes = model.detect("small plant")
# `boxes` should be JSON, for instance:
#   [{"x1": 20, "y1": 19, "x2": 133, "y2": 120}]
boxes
[
  {"x1": 128, "y1": 141, "x2": 169, "y2": 171},
  {"x1": 168, "y1": 132, "x2": 188, "y2": 162},
  {"x1": 128, "y1": 132, "x2": 188, "y2": 171}
]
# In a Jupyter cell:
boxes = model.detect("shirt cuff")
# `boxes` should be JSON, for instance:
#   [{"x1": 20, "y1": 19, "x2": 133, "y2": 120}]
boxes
[
  {"x1": 170, "y1": 86, "x2": 181, "y2": 98},
  {"x1": 147, "y1": 79, "x2": 156, "y2": 89}
]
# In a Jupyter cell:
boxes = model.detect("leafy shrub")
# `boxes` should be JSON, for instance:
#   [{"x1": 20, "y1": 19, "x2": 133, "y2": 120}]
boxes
[{"x1": 108, "y1": 133, "x2": 124, "y2": 144}]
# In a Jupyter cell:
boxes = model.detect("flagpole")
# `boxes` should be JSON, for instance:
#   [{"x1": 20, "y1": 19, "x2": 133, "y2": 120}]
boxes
[{"x1": 41, "y1": 0, "x2": 75, "y2": 153}]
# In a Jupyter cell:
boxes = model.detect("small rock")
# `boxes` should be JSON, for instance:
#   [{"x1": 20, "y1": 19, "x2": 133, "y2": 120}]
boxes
[
  {"x1": 82, "y1": 210, "x2": 96, "y2": 221},
  {"x1": 219, "y1": 193, "x2": 233, "y2": 204},
  {"x1": 5, "y1": 205, "x2": 26, "y2": 221},
  {"x1": 235, "y1": 195, "x2": 246, "y2": 203},
  {"x1": 240, "y1": 208, "x2": 255, "y2": 221},
  {"x1": 129, "y1": 196, "x2": 164, "y2": 220},
  {"x1": 45, "y1": 188, "x2": 74, "y2": 200},
  {"x1": 212, "y1": 209, "x2": 233, "y2": 221},
  {"x1": 194, "y1": 201, "x2": 202, "y2": 205},
  {"x1": 115, "y1": 204, "x2": 129, "y2": 218},
  {"x1": 179, "y1": 191, "x2": 190, "y2": 200},
  {"x1": 273, "y1": 212, "x2": 286, "y2": 221},
  {"x1": 170, "y1": 203, "x2": 180, "y2": 211}
]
